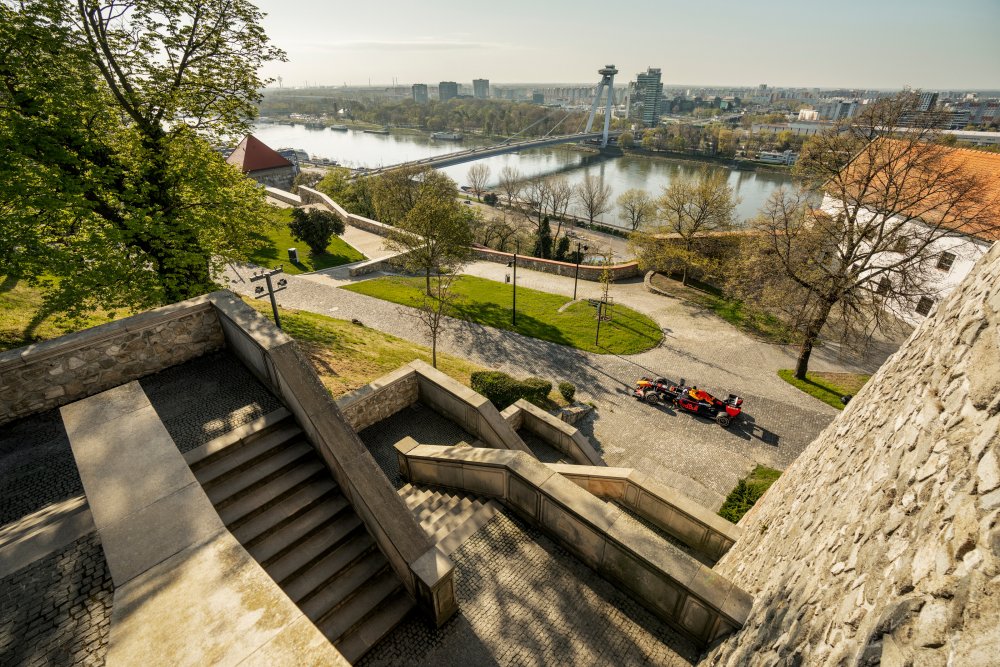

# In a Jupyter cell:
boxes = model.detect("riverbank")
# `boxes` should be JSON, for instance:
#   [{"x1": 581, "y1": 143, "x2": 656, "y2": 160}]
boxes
[{"x1": 622, "y1": 147, "x2": 795, "y2": 174}]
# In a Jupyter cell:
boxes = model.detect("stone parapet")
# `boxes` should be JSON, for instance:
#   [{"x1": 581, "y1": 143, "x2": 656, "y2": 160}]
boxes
[
  {"x1": 0, "y1": 293, "x2": 225, "y2": 426},
  {"x1": 502, "y1": 399, "x2": 604, "y2": 466},
  {"x1": 472, "y1": 246, "x2": 640, "y2": 282},
  {"x1": 336, "y1": 367, "x2": 420, "y2": 432},
  {"x1": 395, "y1": 440, "x2": 753, "y2": 646},
  {"x1": 548, "y1": 464, "x2": 740, "y2": 563}
]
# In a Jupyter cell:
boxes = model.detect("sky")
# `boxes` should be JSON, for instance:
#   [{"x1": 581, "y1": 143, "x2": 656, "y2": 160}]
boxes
[{"x1": 254, "y1": 0, "x2": 1000, "y2": 90}]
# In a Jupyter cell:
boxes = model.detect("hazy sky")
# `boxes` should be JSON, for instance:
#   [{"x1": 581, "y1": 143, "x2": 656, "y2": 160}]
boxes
[{"x1": 254, "y1": 0, "x2": 999, "y2": 90}]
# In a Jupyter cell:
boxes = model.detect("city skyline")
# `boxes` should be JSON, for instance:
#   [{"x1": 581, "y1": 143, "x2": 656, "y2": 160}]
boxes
[{"x1": 254, "y1": 0, "x2": 999, "y2": 90}]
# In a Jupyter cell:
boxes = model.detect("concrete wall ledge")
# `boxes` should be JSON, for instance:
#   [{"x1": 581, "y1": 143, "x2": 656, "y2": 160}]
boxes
[
  {"x1": 549, "y1": 464, "x2": 741, "y2": 563},
  {"x1": 504, "y1": 399, "x2": 604, "y2": 466},
  {"x1": 395, "y1": 441, "x2": 752, "y2": 645}
]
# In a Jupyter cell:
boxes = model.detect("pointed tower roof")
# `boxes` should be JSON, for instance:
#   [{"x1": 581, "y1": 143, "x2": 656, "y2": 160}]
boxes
[{"x1": 226, "y1": 134, "x2": 292, "y2": 173}]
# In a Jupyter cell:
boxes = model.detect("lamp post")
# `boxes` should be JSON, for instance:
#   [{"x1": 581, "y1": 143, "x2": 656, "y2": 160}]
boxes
[
  {"x1": 572, "y1": 243, "x2": 589, "y2": 300},
  {"x1": 506, "y1": 241, "x2": 519, "y2": 326},
  {"x1": 251, "y1": 267, "x2": 288, "y2": 330}
]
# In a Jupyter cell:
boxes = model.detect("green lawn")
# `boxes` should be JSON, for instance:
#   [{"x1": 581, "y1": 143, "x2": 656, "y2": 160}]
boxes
[
  {"x1": 343, "y1": 275, "x2": 663, "y2": 355},
  {"x1": 777, "y1": 369, "x2": 871, "y2": 410},
  {"x1": 718, "y1": 465, "x2": 782, "y2": 523},
  {"x1": 249, "y1": 208, "x2": 365, "y2": 275}
]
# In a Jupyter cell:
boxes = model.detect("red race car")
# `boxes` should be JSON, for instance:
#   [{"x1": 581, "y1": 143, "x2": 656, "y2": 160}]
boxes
[{"x1": 634, "y1": 377, "x2": 744, "y2": 427}]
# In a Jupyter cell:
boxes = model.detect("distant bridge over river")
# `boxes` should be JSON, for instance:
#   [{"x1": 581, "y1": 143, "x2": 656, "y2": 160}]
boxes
[{"x1": 361, "y1": 130, "x2": 623, "y2": 176}]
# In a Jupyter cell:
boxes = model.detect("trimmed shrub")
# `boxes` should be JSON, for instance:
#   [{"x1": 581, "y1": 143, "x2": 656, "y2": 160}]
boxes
[
  {"x1": 558, "y1": 381, "x2": 576, "y2": 403},
  {"x1": 471, "y1": 371, "x2": 551, "y2": 410},
  {"x1": 718, "y1": 465, "x2": 782, "y2": 523},
  {"x1": 288, "y1": 207, "x2": 345, "y2": 253}
]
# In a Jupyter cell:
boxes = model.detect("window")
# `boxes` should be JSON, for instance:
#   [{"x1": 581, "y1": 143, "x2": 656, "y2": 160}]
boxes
[
  {"x1": 915, "y1": 297, "x2": 935, "y2": 316},
  {"x1": 876, "y1": 277, "x2": 891, "y2": 295},
  {"x1": 936, "y1": 252, "x2": 956, "y2": 272}
]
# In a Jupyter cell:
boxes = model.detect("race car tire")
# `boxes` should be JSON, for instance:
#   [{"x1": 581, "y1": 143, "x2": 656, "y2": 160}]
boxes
[
  {"x1": 644, "y1": 392, "x2": 659, "y2": 405},
  {"x1": 716, "y1": 414, "x2": 731, "y2": 427}
]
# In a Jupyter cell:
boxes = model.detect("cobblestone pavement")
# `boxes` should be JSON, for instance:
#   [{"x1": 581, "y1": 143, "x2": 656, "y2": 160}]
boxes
[
  {"x1": 358, "y1": 403, "x2": 477, "y2": 488},
  {"x1": 140, "y1": 351, "x2": 283, "y2": 454},
  {"x1": 0, "y1": 409, "x2": 82, "y2": 527},
  {"x1": 0, "y1": 532, "x2": 113, "y2": 667},
  {"x1": 223, "y1": 264, "x2": 842, "y2": 509},
  {"x1": 519, "y1": 430, "x2": 571, "y2": 464},
  {"x1": 360, "y1": 509, "x2": 699, "y2": 667}
]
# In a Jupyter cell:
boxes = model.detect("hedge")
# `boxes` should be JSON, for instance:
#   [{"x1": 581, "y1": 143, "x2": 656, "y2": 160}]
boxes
[{"x1": 471, "y1": 371, "x2": 552, "y2": 410}]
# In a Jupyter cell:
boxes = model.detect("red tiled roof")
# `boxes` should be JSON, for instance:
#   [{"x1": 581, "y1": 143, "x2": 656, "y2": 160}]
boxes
[
  {"x1": 226, "y1": 134, "x2": 292, "y2": 173},
  {"x1": 838, "y1": 139, "x2": 1000, "y2": 242}
]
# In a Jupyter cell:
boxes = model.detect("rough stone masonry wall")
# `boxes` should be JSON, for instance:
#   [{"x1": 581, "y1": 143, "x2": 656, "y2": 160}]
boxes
[
  {"x1": 701, "y1": 242, "x2": 1000, "y2": 666},
  {"x1": 0, "y1": 299, "x2": 223, "y2": 425}
]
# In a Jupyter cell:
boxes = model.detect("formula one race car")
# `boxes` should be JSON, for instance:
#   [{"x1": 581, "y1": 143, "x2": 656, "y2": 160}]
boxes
[{"x1": 633, "y1": 377, "x2": 744, "y2": 427}]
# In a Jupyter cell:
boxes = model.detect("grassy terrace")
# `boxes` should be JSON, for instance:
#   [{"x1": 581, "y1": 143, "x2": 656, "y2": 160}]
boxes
[
  {"x1": 249, "y1": 208, "x2": 365, "y2": 275},
  {"x1": 0, "y1": 279, "x2": 125, "y2": 352},
  {"x1": 777, "y1": 370, "x2": 871, "y2": 410},
  {"x1": 244, "y1": 300, "x2": 488, "y2": 396},
  {"x1": 343, "y1": 275, "x2": 664, "y2": 355},
  {"x1": 718, "y1": 465, "x2": 782, "y2": 524}
]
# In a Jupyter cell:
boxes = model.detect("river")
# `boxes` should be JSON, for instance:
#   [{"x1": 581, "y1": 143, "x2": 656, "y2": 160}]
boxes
[{"x1": 251, "y1": 122, "x2": 796, "y2": 227}]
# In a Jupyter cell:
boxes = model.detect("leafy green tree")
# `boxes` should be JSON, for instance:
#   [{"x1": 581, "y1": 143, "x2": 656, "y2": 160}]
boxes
[
  {"x1": 617, "y1": 189, "x2": 656, "y2": 231},
  {"x1": 384, "y1": 172, "x2": 473, "y2": 295},
  {"x1": 554, "y1": 235, "x2": 571, "y2": 261},
  {"x1": 317, "y1": 166, "x2": 375, "y2": 218},
  {"x1": 1, "y1": 0, "x2": 285, "y2": 317},
  {"x1": 288, "y1": 208, "x2": 345, "y2": 253},
  {"x1": 533, "y1": 217, "x2": 553, "y2": 259}
]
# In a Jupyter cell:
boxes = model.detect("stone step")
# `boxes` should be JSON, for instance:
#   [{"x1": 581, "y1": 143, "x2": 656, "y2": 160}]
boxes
[
  {"x1": 316, "y1": 568, "x2": 404, "y2": 646},
  {"x1": 191, "y1": 422, "x2": 303, "y2": 486},
  {"x1": 183, "y1": 408, "x2": 292, "y2": 468},
  {"x1": 206, "y1": 441, "x2": 315, "y2": 507},
  {"x1": 265, "y1": 513, "x2": 366, "y2": 585},
  {"x1": 301, "y1": 549, "x2": 390, "y2": 622},
  {"x1": 435, "y1": 501, "x2": 500, "y2": 556},
  {"x1": 250, "y1": 494, "x2": 351, "y2": 566},
  {"x1": 420, "y1": 496, "x2": 473, "y2": 533},
  {"x1": 282, "y1": 532, "x2": 378, "y2": 604},
  {"x1": 334, "y1": 591, "x2": 416, "y2": 664},
  {"x1": 425, "y1": 497, "x2": 479, "y2": 537},
  {"x1": 219, "y1": 460, "x2": 327, "y2": 527},
  {"x1": 410, "y1": 491, "x2": 459, "y2": 523},
  {"x1": 231, "y1": 478, "x2": 338, "y2": 544},
  {"x1": 397, "y1": 484, "x2": 431, "y2": 510}
]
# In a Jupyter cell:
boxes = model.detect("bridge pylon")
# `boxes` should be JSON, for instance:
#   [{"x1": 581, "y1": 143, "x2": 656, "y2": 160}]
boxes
[{"x1": 584, "y1": 64, "x2": 618, "y2": 148}]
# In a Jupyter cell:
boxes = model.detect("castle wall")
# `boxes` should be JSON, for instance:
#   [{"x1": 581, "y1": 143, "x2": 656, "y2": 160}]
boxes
[{"x1": 702, "y1": 241, "x2": 1000, "y2": 665}]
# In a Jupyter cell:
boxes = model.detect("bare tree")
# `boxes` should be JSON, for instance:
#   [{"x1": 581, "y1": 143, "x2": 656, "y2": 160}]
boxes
[
  {"x1": 574, "y1": 174, "x2": 612, "y2": 225},
  {"x1": 498, "y1": 166, "x2": 522, "y2": 208},
  {"x1": 652, "y1": 169, "x2": 737, "y2": 285},
  {"x1": 739, "y1": 92, "x2": 999, "y2": 380},
  {"x1": 466, "y1": 163, "x2": 491, "y2": 201},
  {"x1": 617, "y1": 188, "x2": 656, "y2": 231},
  {"x1": 409, "y1": 271, "x2": 460, "y2": 368},
  {"x1": 548, "y1": 177, "x2": 573, "y2": 238},
  {"x1": 522, "y1": 177, "x2": 552, "y2": 227}
]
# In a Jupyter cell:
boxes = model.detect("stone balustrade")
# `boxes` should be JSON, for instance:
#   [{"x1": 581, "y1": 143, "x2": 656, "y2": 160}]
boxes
[
  {"x1": 501, "y1": 399, "x2": 604, "y2": 466},
  {"x1": 394, "y1": 440, "x2": 752, "y2": 646},
  {"x1": 547, "y1": 464, "x2": 741, "y2": 564}
]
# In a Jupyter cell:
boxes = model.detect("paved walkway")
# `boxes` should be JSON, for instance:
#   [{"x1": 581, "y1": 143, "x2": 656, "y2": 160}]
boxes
[{"x1": 223, "y1": 258, "x2": 856, "y2": 509}]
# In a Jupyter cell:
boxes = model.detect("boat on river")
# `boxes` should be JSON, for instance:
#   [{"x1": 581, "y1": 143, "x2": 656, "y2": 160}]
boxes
[
  {"x1": 431, "y1": 131, "x2": 463, "y2": 141},
  {"x1": 329, "y1": 124, "x2": 348, "y2": 131}
]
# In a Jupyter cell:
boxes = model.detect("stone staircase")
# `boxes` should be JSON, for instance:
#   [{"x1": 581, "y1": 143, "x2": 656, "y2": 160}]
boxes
[
  {"x1": 397, "y1": 483, "x2": 499, "y2": 556},
  {"x1": 183, "y1": 409, "x2": 413, "y2": 663}
]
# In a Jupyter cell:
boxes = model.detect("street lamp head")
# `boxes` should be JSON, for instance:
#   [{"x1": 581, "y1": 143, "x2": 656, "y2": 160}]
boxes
[
  {"x1": 277, "y1": 279, "x2": 287, "y2": 287},
  {"x1": 254, "y1": 286, "x2": 264, "y2": 295}
]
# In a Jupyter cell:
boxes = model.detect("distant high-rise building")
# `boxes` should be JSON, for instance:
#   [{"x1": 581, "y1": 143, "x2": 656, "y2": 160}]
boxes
[
  {"x1": 532, "y1": 92, "x2": 545, "y2": 105},
  {"x1": 918, "y1": 92, "x2": 939, "y2": 112},
  {"x1": 412, "y1": 83, "x2": 428, "y2": 104},
  {"x1": 473, "y1": 79, "x2": 490, "y2": 99},
  {"x1": 439, "y1": 81, "x2": 458, "y2": 102},
  {"x1": 635, "y1": 67, "x2": 663, "y2": 127}
]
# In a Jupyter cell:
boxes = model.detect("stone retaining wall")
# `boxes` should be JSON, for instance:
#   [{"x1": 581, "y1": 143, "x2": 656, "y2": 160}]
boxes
[
  {"x1": 472, "y1": 246, "x2": 640, "y2": 282},
  {"x1": 336, "y1": 367, "x2": 420, "y2": 432},
  {"x1": 394, "y1": 440, "x2": 753, "y2": 646},
  {"x1": 0, "y1": 296, "x2": 224, "y2": 426},
  {"x1": 701, "y1": 241, "x2": 1000, "y2": 665},
  {"x1": 264, "y1": 186, "x2": 302, "y2": 206}
]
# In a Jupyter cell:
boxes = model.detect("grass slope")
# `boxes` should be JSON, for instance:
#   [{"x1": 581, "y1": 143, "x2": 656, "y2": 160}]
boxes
[
  {"x1": 245, "y1": 299, "x2": 487, "y2": 397},
  {"x1": 249, "y1": 208, "x2": 365, "y2": 275},
  {"x1": 0, "y1": 278, "x2": 126, "y2": 352},
  {"x1": 718, "y1": 465, "x2": 782, "y2": 523},
  {"x1": 777, "y1": 369, "x2": 871, "y2": 410},
  {"x1": 343, "y1": 275, "x2": 663, "y2": 355}
]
